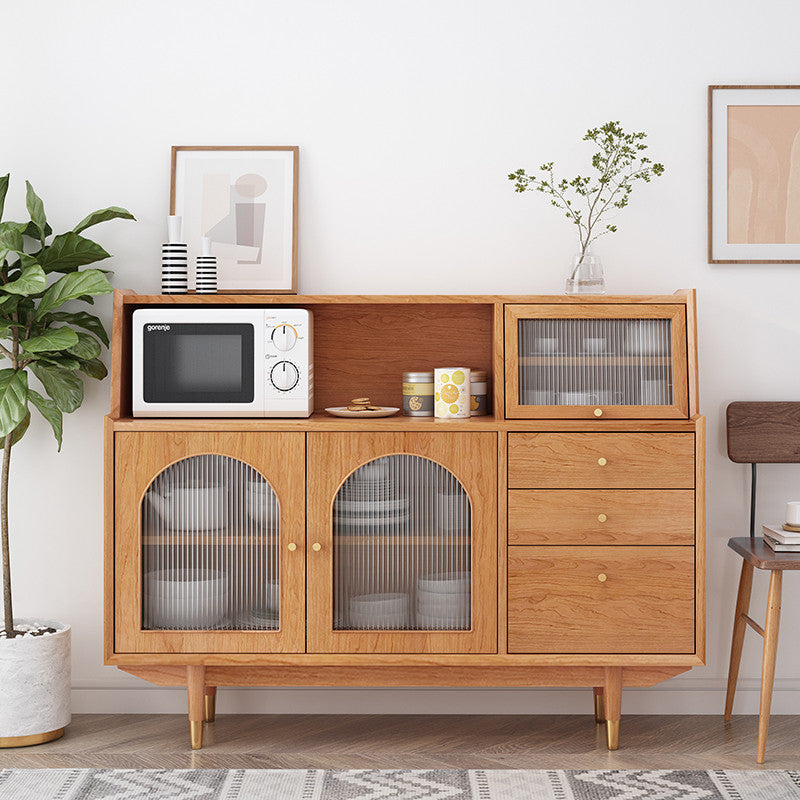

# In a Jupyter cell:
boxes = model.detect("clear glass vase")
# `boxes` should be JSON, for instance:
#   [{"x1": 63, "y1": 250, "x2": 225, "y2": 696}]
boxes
[{"x1": 565, "y1": 251, "x2": 605, "y2": 294}]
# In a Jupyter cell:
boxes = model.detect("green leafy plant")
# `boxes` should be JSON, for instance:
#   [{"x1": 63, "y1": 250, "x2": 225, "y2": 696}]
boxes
[
  {"x1": 508, "y1": 121, "x2": 665, "y2": 277},
  {"x1": 0, "y1": 174, "x2": 134, "y2": 637}
]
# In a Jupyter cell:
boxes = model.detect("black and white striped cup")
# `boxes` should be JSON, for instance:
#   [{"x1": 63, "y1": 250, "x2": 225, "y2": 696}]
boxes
[{"x1": 195, "y1": 255, "x2": 217, "y2": 294}]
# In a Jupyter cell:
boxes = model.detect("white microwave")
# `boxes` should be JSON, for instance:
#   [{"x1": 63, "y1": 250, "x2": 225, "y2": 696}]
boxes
[{"x1": 132, "y1": 308, "x2": 313, "y2": 417}]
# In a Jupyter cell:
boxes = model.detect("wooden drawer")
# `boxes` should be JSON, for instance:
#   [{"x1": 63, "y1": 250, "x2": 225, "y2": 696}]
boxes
[
  {"x1": 507, "y1": 545, "x2": 695, "y2": 654},
  {"x1": 508, "y1": 489, "x2": 695, "y2": 546},
  {"x1": 507, "y1": 433, "x2": 695, "y2": 489}
]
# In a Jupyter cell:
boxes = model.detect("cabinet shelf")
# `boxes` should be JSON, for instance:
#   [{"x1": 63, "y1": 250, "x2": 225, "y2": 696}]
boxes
[
  {"x1": 142, "y1": 534, "x2": 278, "y2": 546},
  {"x1": 334, "y1": 534, "x2": 469, "y2": 545},
  {"x1": 520, "y1": 356, "x2": 671, "y2": 367}
]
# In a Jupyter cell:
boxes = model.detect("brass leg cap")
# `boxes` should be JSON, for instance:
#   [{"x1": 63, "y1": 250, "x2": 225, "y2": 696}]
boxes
[
  {"x1": 204, "y1": 694, "x2": 216, "y2": 723},
  {"x1": 0, "y1": 727, "x2": 65, "y2": 748},
  {"x1": 190, "y1": 720, "x2": 203, "y2": 750},
  {"x1": 594, "y1": 694, "x2": 605, "y2": 724},
  {"x1": 606, "y1": 720, "x2": 620, "y2": 751}
]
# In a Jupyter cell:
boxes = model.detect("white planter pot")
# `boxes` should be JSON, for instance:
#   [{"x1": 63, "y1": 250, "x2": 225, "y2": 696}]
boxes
[{"x1": 0, "y1": 618, "x2": 71, "y2": 745}]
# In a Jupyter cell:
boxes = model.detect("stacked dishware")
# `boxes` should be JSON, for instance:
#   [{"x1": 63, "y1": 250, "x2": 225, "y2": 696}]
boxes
[
  {"x1": 161, "y1": 215, "x2": 188, "y2": 294},
  {"x1": 349, "y1": 592, "x2": 411, "y2": 629},
  {"x1": 416, "y1": 571, "x2": 470, "y2": 630},
  {"x1": 144, "y1": 568, "x2": 227, "y2": 629},
  {"x1": 195, "y1": 236, "x2": 217, "y2": 294},
  {"x1": 333, "y1": 458, "x2": 410, "y2": 533}
]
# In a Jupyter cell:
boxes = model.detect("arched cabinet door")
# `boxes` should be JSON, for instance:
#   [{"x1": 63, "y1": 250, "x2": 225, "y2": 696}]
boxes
[
  {"x1": 307, "y1": 432, "x2": 497, "y2": 654},
  {"x1": 114, "y1": 432, "x2": 305, "y2": 654}
]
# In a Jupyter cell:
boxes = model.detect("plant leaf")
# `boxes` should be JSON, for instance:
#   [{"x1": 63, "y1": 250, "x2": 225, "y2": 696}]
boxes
[
  {"x1": 35, "y1": 269, "x2": 113, "y2": 319},
  {"x1": 30, "y1": 362, "x2": 83, "y2": 412},
  {"x1": 45, "y1": 311, "x2": 109, "y2": 346},
  {"x1": 3, "y1": 264, "x2": 46, "y2": 295},
  {"x1": 73, "y1": 206, "x2": 135, "y2": 234},
  {"x1": 25, "y1": 181, "x2": 47, "y2": 243},
  {"x1": 0, "y1": 369, "x2": 28, "y2": 438},
  {"x1": 30, "y1": 354, "x2": 81, "y2": 370},
  {"x1": 21, "y1": 327, "x2": 79, "y2": 353},
  {"x1": 76, "y1": 357, "x2": 107, "y2": 380},
  {"x1": 38, "y1": 232, "x2": 110, "y2": 274},
  {"x1": 65, "y1": 331, "x2": 101, "y2": 360},
  {"x1": 0, "y1": 410, "x2": 30, "y2": 449},
  {"x1": 28, "y1": 388, "x2": 62, "y2": 450},
  {"x1": 0, "y1": 223, "x2": 24, "y2": 264},
  {"x1": 23, "y1": 220, "x2": 52, "y2": 240},
  {"x1": 0, "y1": 174, "x2": 8, "y2": 222}
]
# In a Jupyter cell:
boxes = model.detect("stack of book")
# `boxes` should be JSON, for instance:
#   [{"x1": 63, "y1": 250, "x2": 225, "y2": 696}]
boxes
[{"x1": 762, "y1": 523, "x2": 800, "y2": 552}]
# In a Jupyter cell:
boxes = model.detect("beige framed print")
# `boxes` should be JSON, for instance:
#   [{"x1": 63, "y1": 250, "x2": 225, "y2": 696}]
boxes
[
  {"x1": 170, "y1": 146, "x2": 298, "y2": 293},
  {"x1": 709, "y1": 86, "x2": 800, "y2": 263}
]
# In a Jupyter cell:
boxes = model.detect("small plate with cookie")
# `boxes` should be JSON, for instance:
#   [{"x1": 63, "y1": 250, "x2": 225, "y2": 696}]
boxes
[{"x1": 325, "y1": 397, "x2": 400, "y2": 418}]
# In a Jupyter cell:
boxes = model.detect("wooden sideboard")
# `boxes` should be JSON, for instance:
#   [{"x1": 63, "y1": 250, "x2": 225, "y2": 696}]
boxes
[{"x1": 104, "y1": 290, "x2": 704, "y2": 750}]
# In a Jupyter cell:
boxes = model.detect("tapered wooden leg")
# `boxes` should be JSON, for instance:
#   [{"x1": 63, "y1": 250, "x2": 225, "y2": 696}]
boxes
[
  {"x1": 593, "y1": 687, "x2": 605, "y2": 723},
  {"x1": 187, "y1": 666, "x2": 206, "y2": 750},
  {"x1": 757, "y1": 570, "x2": 782, "y2": 764},
  {"x1": 204, "y1": 686, "x2": 217, "y2": 723},
  {"x1": 724, "y1": 560, "x2": 754, "y2": 720},
  {"x1": 604, "y1": 667, "x2": 622, "y2": 750}
]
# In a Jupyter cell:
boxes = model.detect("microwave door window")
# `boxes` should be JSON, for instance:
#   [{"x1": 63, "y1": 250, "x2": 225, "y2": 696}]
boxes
[{"x1": 143, "y1": 323, "x2": 255, "y2": 403}]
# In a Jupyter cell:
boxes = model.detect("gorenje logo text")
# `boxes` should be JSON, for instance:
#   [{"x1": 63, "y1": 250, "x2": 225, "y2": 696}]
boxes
[{"x1": 146, "y1": 325, "x2": 171, "y2": 332}]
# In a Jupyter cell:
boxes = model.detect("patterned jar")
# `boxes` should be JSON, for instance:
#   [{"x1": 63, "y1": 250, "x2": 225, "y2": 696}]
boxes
[
  {"x1": 470, "y1": 369, "x2": 489, "y2": 416},
  {"x1": 402, "y1": 371, "x2": 434, "y2": 417},
  {"x1": 434, "y1": 368, "x2": 471, "y2": 419}
]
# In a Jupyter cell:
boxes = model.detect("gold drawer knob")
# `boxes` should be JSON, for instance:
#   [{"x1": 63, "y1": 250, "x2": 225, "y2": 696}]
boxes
[
  {"x1": 597, "y1": 457, "x2": 607, "y2": 466},
  {"x1": 597, "y1": 513, "x2": 607, "y2": 523},
  {"x1": 287, "y1": 542, "x2": 297, "y2": 552},
  {"x1": 594, "y1": 408, "x2": 603, "y2": 417},
  {"x1": 598, "y1": 573, "x2": 608, "y2": 583},
  {"x1": 312, "y1": 542, "x2": 322, "y2": 552}
]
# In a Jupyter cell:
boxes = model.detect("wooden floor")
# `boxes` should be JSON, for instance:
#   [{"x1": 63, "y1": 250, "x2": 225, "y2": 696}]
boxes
[{"x1": 1, "y1": 714, "x2": 798, "y2": 770}]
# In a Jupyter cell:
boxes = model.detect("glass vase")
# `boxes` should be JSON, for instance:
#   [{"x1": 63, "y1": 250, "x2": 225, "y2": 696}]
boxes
[{"x1": 565, "y1": 251, "x2": 605, "y2": 294}]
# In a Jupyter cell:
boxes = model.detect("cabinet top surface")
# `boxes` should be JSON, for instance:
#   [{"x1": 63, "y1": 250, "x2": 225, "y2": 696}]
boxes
[{"x1": 117, "y1": 290, "x2": 693, "y2": 306}]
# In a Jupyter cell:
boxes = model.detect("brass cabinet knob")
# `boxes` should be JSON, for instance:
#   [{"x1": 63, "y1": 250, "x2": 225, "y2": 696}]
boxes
[
  {"x1": 597, "y1": 457, "x2": 607, "y2": 466},
  {"x1": 597, "y1": 513, "x2": 607, "y2": 523},
  {"x1": 287, "y1": 542, "x2": 297, "y2": 552},
  {"x1": 594, "y1": 408, "x2": 603, "y2": 417},
  {"x1": 598, "y1": 573, "x2": 608, "y2": 582},
  {"x1": 312, "y1": 542, "x2": 322, "y2": 552}
]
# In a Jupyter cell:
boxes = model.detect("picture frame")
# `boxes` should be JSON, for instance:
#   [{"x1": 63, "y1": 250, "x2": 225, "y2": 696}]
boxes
[
  {"x1": 709, "y1": 86, "x2": 800, "y2": 263},
  {"x1": 170, "y1": 146, "x2": 298, "y2": 293}
]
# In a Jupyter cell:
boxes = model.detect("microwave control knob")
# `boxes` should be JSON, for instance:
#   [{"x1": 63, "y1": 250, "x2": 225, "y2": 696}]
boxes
[
  {"x1": 271, "y1": 324, "x2": 298, "y2": 351},
  {"x1": 271, "y1": 360, "x2": 299, "y2": 391}
]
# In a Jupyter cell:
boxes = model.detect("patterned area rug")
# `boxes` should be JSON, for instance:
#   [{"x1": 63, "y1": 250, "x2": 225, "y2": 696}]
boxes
[{"x1": 0, "y1": 769, "x2": 798, "y2": 799}]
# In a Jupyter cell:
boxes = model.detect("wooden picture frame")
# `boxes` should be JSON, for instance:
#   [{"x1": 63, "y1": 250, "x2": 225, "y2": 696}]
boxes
[
  {"x1": 170, "y1": 146, "x2": 298, "y2": 293},
  {"x1": 709, "y1": 86, "x2": 800, "y2": 263}
]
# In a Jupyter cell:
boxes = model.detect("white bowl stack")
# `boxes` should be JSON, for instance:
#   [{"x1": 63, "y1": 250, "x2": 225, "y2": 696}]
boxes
[
  {"x1": 416, "y1": 571, "x2": 470, "y2": 630},
  {"x1": 145, "y1": 568, "x2": 227, "y2": 629},
  {"x1": 349, "y1": 592, "x2": 411, "y2": 629}
]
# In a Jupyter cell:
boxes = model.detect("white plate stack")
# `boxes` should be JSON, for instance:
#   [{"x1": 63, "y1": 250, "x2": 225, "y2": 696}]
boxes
[
  {"x1": 416, "y1": 572, "x2": 470, "y2": 630},
  {"x1": 334, "y1": 460, "x2": 410, "y2": 532},
  {"x1": 349, "y1": 593, "x2": 411, "y2": 629}
]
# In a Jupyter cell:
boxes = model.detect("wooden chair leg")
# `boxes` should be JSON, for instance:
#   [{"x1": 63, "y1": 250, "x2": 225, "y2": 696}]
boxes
[
  {"x1": 593, "y1": 687, "x2": 605, "y2": 723},
  {"x1": 187, "y1": 666, "x2": 206, "y2": 750},
  {"x1": 724, "y1": 560, "x2": 754, "y2": 720},
  {"x1": 757, "y1": 570, "x2": 782, "y2": 764},
  {"x1": 603, "y1": 667, "x2": 622, "y2": 750},
  {"x1": 204, "y1": 686, "x2": 217, "y2": 723}
]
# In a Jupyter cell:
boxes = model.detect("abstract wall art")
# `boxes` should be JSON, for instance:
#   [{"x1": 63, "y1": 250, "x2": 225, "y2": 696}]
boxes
[{"x1": 171, "y1": 146, "x2": 298, "y2": 292}]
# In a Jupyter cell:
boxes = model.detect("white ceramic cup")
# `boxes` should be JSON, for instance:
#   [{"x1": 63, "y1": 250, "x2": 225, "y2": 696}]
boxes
[
  {"x1": 640, "y1": 378, "x2": 666, "y2": 405},
  {"x1": 558, "y1": 390, "x2": 598, "y2": 405},
  {"x1": 526, "y1": 389, "x2": 553, "y2": 405},
  {"x1": 786, "y1": 501, "x2": 800, "y2": 526},
  {"x1": 535, "y1": 337, "x2": 559, "y2": 354},
  {"x1": 583, "y1": 336, "x2": 607, "y2": 354}
]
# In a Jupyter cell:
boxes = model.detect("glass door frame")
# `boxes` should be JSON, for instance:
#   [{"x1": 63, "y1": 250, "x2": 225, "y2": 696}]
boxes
[
  {"x1": 504, "y1": 304, "x2": 689, "y2": 420},
  {"x1": 306, "y1": 432, "x2": 498, "y2": 654}
]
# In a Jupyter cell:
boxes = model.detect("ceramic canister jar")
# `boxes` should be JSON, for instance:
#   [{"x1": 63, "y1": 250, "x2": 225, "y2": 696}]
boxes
[
  {"x1": 469, "y1": 369, "x2": 489, "y2": 416},
  {"x1": 402, "y1": 371, "x2": 434, "y2": 416},
  {"x1": 434, "y1": 368, "x2": 471, "y2": 419}
]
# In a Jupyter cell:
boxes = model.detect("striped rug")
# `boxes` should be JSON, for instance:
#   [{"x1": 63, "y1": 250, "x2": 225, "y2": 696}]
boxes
[{"x1": 0, "y1": 769, "x2": 797, "y2": 799}]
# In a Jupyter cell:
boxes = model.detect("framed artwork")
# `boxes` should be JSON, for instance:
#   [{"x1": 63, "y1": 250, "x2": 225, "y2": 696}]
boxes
[
  {"x1": 170, "y1": 146, "x2": 298, "y2": 292},
  {"x1": 709, "y1": 86, "x2": 800, "y2": 263}
]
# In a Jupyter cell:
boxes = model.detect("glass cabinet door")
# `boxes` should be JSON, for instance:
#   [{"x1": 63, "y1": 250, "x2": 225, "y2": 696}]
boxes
[
  {"x1": 504, "y1": 304, "x2": 690, "y2": 419},
  {"x1": 306, "y1": 432, "x2": 497, "y2": 654},
  {"x1": 114, "y1": 432, "x2": 305, "y2": 654}
]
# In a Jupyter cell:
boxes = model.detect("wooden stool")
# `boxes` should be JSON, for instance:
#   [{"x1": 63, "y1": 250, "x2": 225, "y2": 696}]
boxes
[{"x1": 724, "y1": 538, "x2": 800, "y2": 763}]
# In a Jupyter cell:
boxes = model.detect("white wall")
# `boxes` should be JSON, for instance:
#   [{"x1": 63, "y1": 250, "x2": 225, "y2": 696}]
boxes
[{"x1": 3, "y1": 0, "x2": 800, "y2": 715}]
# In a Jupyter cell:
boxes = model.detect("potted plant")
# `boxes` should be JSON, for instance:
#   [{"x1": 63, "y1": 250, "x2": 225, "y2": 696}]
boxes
[
  {"x1": 0, "y1": 174, "x2": 134, "y2": 746},
  {"x1": 509, "y1": 120, "x2": 665, "y2": 293}
]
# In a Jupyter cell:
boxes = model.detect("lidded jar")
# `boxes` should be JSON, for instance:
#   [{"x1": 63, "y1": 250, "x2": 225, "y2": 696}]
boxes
[
  {"x1": 402, "y1": 371, "x2": 434, "y2": 417},
  {"x1": 470, "y1": 369, "x2": 489, "y2": 416}
]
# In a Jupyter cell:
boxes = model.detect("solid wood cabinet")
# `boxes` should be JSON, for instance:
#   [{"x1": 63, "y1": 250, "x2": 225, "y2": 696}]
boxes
[{"x1": 104, "y1": 290, "x2": 704, "y2": 752}]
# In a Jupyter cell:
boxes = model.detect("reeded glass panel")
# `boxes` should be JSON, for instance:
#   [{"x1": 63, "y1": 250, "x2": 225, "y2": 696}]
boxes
[
  {"x1": 518, "y1": 318, "x2": 673, "y2": 406},
  {"x1": 141, "y1": 455, "x2": 279, "y2": 631},
  {"x1": 333, "y1": 455, "x2": 471, "y2": 631}
]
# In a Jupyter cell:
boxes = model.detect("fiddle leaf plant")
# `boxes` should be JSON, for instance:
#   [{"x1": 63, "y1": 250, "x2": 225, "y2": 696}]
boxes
[{"x1": 0, "y1": 174, "x2": 134, "y2": 637}]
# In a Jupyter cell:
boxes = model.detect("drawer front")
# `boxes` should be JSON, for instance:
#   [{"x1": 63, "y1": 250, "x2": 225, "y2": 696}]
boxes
[
  {"x1": 508, "y1": 489, "x2": 695, "y2": 546},
  {"x1": 508, "y1": 432, "x2": 695, "y2": 489},
  {"x1": 507, "y1": 545, "x2": 695, "y2": 654}
]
